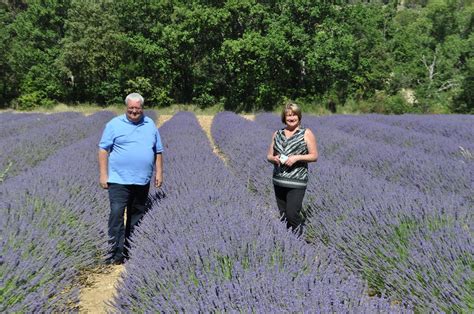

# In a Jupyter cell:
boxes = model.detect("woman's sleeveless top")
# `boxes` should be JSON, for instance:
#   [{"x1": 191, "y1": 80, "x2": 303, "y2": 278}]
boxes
[{"x1": 272, "y1": 127, "x2": 309, "y2": 188}]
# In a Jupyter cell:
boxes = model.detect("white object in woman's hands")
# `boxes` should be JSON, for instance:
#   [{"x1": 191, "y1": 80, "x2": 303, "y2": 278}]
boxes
[{"x1": 279, "y1": 154, "x2": 288, "y2": 164}]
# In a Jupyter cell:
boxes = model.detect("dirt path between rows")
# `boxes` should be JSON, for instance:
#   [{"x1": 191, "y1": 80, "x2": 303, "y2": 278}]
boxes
[
  {"x1": 78, "y1": 113, "x2": 253, "y2": 313},
  {"x1": 196, "y1": 114, "x2": 254, "y2": 162},
  {"x1": 157, "y1": 114, "x2": 173, "y2": 127},
  {"x1": 79, "y1": 265, "x2": 124, "y2": 313},
  {"x1": 196, "y1": 115, "x2": 228, "y2": 163}
]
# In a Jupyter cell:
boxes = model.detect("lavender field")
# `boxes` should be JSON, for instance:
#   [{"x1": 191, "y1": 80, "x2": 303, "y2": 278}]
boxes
[{"x1": 1, "y1": 111, "x2": 472, "y2": 312}]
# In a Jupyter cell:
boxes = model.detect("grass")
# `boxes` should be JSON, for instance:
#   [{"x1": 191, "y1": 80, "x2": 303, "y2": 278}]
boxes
[
  {"x1": 0, "y1": 103, "x2": 225, "y2": 116},
  {"x1": 0, "y1": 102, "x2": 334, "y2": 116}
]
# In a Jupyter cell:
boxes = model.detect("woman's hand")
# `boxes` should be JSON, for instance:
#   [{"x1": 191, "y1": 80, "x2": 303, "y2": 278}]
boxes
[
  {"x1": 284, "y1": 155, "x2": 299, "y2": 167},
  {"x1": 269, "y1": 154, "x2": 280, "y2": 165}
]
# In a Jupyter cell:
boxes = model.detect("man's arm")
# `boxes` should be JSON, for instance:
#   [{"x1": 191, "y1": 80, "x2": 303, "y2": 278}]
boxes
[
  {"x1": 155, "y1": 153, "x2": 163, "y2": 188},
  {"x1": 98, "y1": 148, "x2": 109, "y2": 189}
]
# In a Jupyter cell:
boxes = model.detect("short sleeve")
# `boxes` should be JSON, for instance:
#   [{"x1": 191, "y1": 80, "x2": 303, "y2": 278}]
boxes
[
  {"x1": 154, "y1": 128, "x2": 164, "y2": 153},
  {"x1": 99, "y1": 122, "x2": 114, "y2": 151}
]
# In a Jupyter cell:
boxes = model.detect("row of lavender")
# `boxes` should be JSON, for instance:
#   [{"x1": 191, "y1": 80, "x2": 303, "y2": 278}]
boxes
[
  {"x1": 364, "y1": 113, "x2": 474, "y2": 144},
  {"x1": 315, "y1": 114, "x2": 474, "y2": 163},
  {"x1": 0, "y1": 112, "x2": 38, "y2": 124},
  {"x1": 112, "y1": 112, "x2": 403, "y2": 312},
  {"x1": 0, "y1": 111, "x2": 115, "y2": 312},
  {"x1": 212, "y1": 112, "x2": 473, "y2": 312},
  {"x1": 0, "y1": 112, "x2": 109, "y2": 181},
  {"x1": 0, "y1": 112, "x2": 82, "y2": 139},
  {"x1": 299, "y1": 115, "x2": 473, "y2": 201}
]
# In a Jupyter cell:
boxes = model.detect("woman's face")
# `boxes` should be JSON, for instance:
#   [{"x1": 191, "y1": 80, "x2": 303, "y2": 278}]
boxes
[{"x1": 284, "y1": 110, "x2": 299, "y2": 128}]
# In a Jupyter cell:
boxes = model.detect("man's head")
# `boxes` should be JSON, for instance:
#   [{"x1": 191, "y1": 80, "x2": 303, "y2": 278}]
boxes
[{"x1": 125, "y1": 93, "x2": 144, "y2": 123}]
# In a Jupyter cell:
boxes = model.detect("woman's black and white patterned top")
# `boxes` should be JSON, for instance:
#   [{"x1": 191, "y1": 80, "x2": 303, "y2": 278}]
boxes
[{"x1": 272, "y1": 127, "x2": 309, "y2": 188}]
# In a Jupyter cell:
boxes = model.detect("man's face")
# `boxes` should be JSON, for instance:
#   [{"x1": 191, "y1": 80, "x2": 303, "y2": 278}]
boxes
[{"x1": 126, "y1": 99, "x2": 143, "y2": 123}]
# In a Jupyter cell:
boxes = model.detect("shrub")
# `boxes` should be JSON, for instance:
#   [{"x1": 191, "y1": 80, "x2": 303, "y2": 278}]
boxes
[
  {"x1": 16, "y1": 92, "x2": 56, "y2": 111},
  {"x1": 193, "y1": 92, "x2": 216, "y2": 109}
]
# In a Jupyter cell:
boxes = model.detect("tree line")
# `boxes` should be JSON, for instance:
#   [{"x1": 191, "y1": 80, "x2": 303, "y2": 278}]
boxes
[{"x1": 0, "y1": 0, "x2": 472, "y2": 113}]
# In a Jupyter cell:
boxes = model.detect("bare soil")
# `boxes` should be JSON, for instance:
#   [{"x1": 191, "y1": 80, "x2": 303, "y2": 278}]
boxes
[
  {"x1": 79, "y1": 265, "x2": 124, "y2": 313},
  {"x1": 196, "y1": 115, "x2": 228, "y2": 163},
  {"x1": 241, "y1": 114, "x2": 255, "y2": 121},
  {"x1": 157, "y1": 114, "x2": 173, "y2": 127}
]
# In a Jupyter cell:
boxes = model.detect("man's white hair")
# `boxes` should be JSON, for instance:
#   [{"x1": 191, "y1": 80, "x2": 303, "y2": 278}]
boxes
[{"x1": 125, "y1": 93, "x2": 144, "y2": 107}]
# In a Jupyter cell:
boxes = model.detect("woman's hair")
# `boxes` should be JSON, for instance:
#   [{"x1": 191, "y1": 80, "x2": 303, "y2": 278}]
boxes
[
  {"x1": 125, "y1": 93, "x2": 145, "y2": 107},
  {"x1": 281, "y1": 102, "x2": 302, "y2": 124}
]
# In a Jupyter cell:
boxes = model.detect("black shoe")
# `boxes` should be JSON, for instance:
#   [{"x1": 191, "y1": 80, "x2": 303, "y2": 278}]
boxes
[{"x1": 105, "y1": 257, "x2": 124, "y2": 265}]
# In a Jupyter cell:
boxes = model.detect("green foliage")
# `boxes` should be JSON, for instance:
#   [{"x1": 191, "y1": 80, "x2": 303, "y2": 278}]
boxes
[
  {"x1": 384, "y1": 92, "x2": 420, "y2": 114},
  {"x1": 125, "y1": 76, "x2": 153, "y2": 100},
  {"x1": 215, "y1": 254, "x2": 233, "y2": 280},
  {"x1": 0, "y1": 4, "x2": 14, "y2": 107},
  {"x1": 452, "y1": 57, "x2": 474, "y2": 113},
  {"x1": 193, "y1": 92, "x2": 216, "y2": 108},
  {"x1": 2, "y1": 0, "x2": 68, "y2": 107},
  {"x1": 0, "y1": 0, "x2": 471, "y2": 113},
  {"x1": 59, "y1": 0, "x2": 124, "y2": 105},
  {"x1": 16, "y1": 91, "x2": 56, "y2": 110},
  {"x1": 0, "y1": 161, "x2": 13, "y2": 183},
  {"x1": 126, "y1": 76, "x2": 174, "y2": 107}
]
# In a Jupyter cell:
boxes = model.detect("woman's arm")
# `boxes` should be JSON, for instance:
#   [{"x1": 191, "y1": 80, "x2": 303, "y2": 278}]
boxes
[
  {"x1": 284, "y1": 128, "x2": 318, "y2": 166},
  {"x1": 267, "y1": 131, "x2": 280, "y2": 165}
]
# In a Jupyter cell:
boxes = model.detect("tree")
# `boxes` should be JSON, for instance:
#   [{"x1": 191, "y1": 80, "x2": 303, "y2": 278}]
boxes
[
  {"x1": 5, "y1": 0, "x2": 70, "y2": 108},
  {"x1": 60, "y1": 0, "x2": 124, "y2": 105},
  {"x1": 0, "y1": 3, "x2": 14, "y2": 107}
]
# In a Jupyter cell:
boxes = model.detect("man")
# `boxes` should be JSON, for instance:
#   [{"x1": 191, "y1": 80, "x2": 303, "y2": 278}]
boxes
[{"x1": 98, "y1": 93, "x2": 163, "y2": 265}]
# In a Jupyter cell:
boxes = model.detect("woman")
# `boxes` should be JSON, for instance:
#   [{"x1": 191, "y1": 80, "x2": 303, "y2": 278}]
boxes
[{"x1": 267, "y1": 103, "x2": 318, "y2": 234}]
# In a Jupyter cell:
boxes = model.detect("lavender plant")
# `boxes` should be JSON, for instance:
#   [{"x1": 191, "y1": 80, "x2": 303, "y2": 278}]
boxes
[
  {"x1": 313, "y1": 120, "x2": 472, "y2": 203},
  {"x1": 0, "y1": 112, "x2": 114, "y2": 311},
  {"x1": 363, "y1": 113, "x2": 474, "y2": 144},
  {"x1": 0, "y1": 111, "x2": 113, "y2": 182},
  {"x1": 0, "y1": 112, "x2": 82, "y2": 139},
  {"x1": 0, "y1": 112, "x2": 40, "y2": 125},
  {"x1": 305, "y1": 161, "x2": 473, "y2": 312},
  {"x1": 215, "y1": 112, "x2": 472, "y2": 312},
  {"x1": 112, "y1": 112, "x2": 404, "y2": 312},
  {"x1": 313, "y1": 114, "x2": 474, "y2": 162},
  {"x1": 143, "y1": 109, "x2": 157, "y2": 122},
  {"x1": 212, "y1": 112, "x2": 275, "y2": 199}
]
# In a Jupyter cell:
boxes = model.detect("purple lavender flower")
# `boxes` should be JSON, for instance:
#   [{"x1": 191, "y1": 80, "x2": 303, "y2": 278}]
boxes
[
  {"x1": 1, "y1": 111, "x2": 114, "y2": 311},
  {"x1": 112, "y1": 112, "x2": 404, "y2": 312}
]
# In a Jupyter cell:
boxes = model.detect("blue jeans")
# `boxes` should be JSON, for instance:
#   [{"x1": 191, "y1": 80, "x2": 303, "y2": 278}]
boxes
[{"x1": 107, "y1": 183, "x2": 150, "y2": 262}]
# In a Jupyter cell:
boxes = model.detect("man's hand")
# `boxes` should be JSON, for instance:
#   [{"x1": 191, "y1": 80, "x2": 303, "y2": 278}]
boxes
[
  {"x1": 155, "y1": 173, "x2": 163, "y2": 188},
  {"x1": 98, "y1": 149, "x2": 109, "y2": 189},
  {"x1": 154, "y1": 153, "x2": 163, "y2": 188},
  {"x1": 99, "y1": 173, "x2": 109, "y2": 189}
]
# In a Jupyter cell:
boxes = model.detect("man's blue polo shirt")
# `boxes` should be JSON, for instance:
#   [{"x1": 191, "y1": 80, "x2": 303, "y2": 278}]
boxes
[{"x1": 99, "y1": 114, "x2": 163, "y2": 185}]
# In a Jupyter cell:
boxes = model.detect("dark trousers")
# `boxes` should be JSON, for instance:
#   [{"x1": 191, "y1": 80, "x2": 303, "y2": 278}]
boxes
[
  {"x1": 107, "y1": 183, "x2": 150, "y2": 262},
  {"x1": 274, "y1": 185, "x2": 306, "y2": 233}
]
